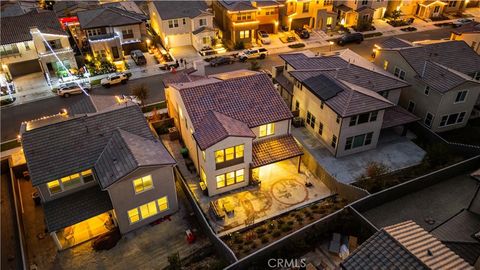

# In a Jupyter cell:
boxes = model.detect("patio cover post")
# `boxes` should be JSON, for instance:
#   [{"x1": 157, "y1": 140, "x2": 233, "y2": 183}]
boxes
[
  {"x1": 297, "y1": 156, "x2": 301, "y2": 173},
  {"x1": 50, "y1": 232, "x2": 63, "y2": 250}
]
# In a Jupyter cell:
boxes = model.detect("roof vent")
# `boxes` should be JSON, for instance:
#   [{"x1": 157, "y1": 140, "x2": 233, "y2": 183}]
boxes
[
  {"x1": 113, "y1": 158, "x2": 117, "y2": 163},
  {"x1": 427, "y1": 249, "x2": 434, "y2": 256}
]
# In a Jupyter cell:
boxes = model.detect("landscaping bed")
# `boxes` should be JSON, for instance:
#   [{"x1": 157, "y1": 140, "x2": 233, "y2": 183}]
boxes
[
  {"x1": 438, "y1": 118, "x2": 480, "y2": 146},
  {"x1": 221, "y1": 196, "x2": 348, "y2": 258}
]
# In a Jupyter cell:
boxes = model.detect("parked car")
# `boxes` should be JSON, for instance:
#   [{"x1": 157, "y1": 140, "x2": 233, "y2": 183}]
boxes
[
  {"x1": 337, "y1": 33, "x2": 363, "y2": 46},
  {"x1": 210, "y1": 56, "x2": 235, "y2": 67},
  {"x1": 295, "y1": 28, "x2": 310, "y2": 39},
  {"x1": 100, "y1": 73, "x2": 129, "y2": 88},
  {"x1": 453, "y1": 18, "x2": 475, "y2": 27},
  {"x1": 257, "y1": 30, "x2": 271, "y2": 44},
  {"x1": 130, "y1": 50, "x2": 146, "y2": 65},
  {"x1": 238, "y1": 48, "x2": 268, "y2": 62},
  {"x1": 57, "y1": 82, "x2": 91, "y2": 97}
]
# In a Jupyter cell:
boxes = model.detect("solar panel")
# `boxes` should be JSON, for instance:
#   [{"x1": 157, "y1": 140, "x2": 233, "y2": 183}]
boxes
[{"x1": 303, "y1": 74, "x2": 344, "y2": 100}]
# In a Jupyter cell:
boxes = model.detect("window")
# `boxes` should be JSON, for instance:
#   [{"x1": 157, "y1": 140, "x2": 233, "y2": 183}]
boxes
[
  {"x1": 370, "y1": 111, "x2": 378, "y2": 122},
  {"x1": 295, "y1": 100, "x2": 300, "y2": 111},
  {"x1": 383, "y1": 60, "x2": 389, "y2": 70},
  {"x1": 202, "y1": 151, "x2": 206, "y2": 160},
  {"x1": 349, "y1": 112, "x2": 377, "y2": 126},
  {"x1": 381, "y1": 91, "x2": 389, "y2": 98},
  {"x1": 424, "y1": 112, "x2": 434, "y2": 128},
  {"x1": 0, "y1": 44, "x2": 19, "y2": 56},
  {"x1": 183, "y1": 18, "x2": 186, "y2": 25},
  {"x1": 47, "y1": 180, "x2": 62, "y2": 194},
  {"x1": 302, "y1": 2, "x2": 309, "y2": 13},
  {"x1": 361, "y1": 0, "x2": 368, "y2": 5},
  {"x1": 122, "y1": 29, "x2": 134, "y2": 39},
  {"x1": 393, "y1": 67, "x2": 406, "y2": 80},
  {"x1": 216, "y1": 169, "x2": 245, "y2": 188},
  {"x1": 331, "y1": 135, "x2": 337, "y2": 148},
  {"x1": 168, "y1": 19, "x2": 179, "y2": 28},
  {"x1": 318, "y1": 122, "x2": 324, "y2": 135},
  {"x1": 202, "y1": 36, "x2": 210, "y2": 44},
  {"x1": 133, "y1": 175, "x2": 153, "y2": 194},
  {"x1": 448, "y1": 0, "x2": 456, "y2": 7},
  {"x1": 433, "y1": 5, "x2": 440, "y2": 13},
  {"x1": 45, "y1": 39, "x2": 62, "y2": 50},
  {"x1": 199, "y1": 18, "x2": 207, "y2": 26},
  {"x1": 306, "y1": 111, "x2": 316, "y2": 129},
  {"x1": 336, "y1": 115, "x2": 340, "y2": 124},
  {"x1": 259, "y1": 123, "x2": 275, "y2": 137},
  {"x1": 407, "y1": 101, "x2": 415, "y2": 113},
  {"x1": 240, "y1": 30, "x2": 250, "y2": 39},
  {"x1": 424, "y1": 85, "x2": 430, "y2": 96},
  {"x1": 157, "y1": 196, "x2": 169, "y2": 211},
  {"x1": 140, "y1": 201, "x2": 158, "y2": 219},
  {"x1": 455, "y1": 90, "x2": 468, "y2": 103},
  {"x1": 326, "y1": 17, "x2": 333, "y2": 27},
  {"x1": 24, "y1": 42, "x2": 30, "y2": 50},
  {"x1": 345, "y1": 132, "x2": 373, "y2": 150},
  {"x1": 320, "y1": 101, "x2": 324, "y2": 109},
  {"x1": 458, "y1": 112, "x2": 466, "y2": 123},
  {"x1": 128, "y1": 208, "x2": 140, "y2": 224},
  {"x1": 215, "y1": 144, "x2": 244, "y2": 165},
  {"x1": 439, "y1": 112, "x2": 467, "y2": 127}
]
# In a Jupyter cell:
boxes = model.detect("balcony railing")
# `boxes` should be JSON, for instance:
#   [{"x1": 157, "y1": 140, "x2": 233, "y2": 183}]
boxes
[{"x1": 215, "y1": 157, "x2": 244, "y2": 170}]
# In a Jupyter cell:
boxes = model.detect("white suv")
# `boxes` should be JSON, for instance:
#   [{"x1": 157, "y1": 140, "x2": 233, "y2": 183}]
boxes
[
  {"x1": 101, "y1": 73, "x2": 129, "y2": 88},
  {"x1": 57, "y1": 82, "x2": 90, "y2": 97},
  {"x1": 238, "y1": 48, "x2": 268, "y2": 62}
]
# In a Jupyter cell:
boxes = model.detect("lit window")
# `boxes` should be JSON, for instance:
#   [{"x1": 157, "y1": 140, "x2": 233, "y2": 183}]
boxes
[
  {"x1": 326, "y1": 17, "x2": 333, "y2": 26},
  {"x1": 236, "y1": 169, "x2": 244, "y2": 182},
  {"x1": 81, "y1": 169, "x2": 94, "y2": 182},
  {"x1": 215, "y1": 150, "x2": 224, "y2": 163},
  {"x1": 128, "y1": 208, "x2": 140, "y2": 224},
  {"x1": 201, "y1": 167, "x2": 207, "y2": 183},
  {"x1": 47, "y1": 180, "x2": 61, "y2": 194},
  {"x1": 259, "y1": 123, "x2": 275, "y2": 137},
  {"x1": 140, "y1": 201, "x2": 158, "y2": 219},
  {"x1": 202, "y1": 151, "x2": 206, "y2": 160},
  {"x1": 216, "y1": 174, "x2": 225, "y2": 188},
  {"x1": 157, "y1": 196, "x2": 169, "y2": 211},
  {"x1": 133, "y1": 175, "x2": 153, "y2": 194},
  {"x1": 383, "y1": 60, "x2": 389, "y2": 70},
  {"x1": 240, "y1": 30, "x2": 250, "y2": 39},
  {"x1": 61, "y1": 173, "x2": 81, "y2": 189},
  {"x1": 235, "y1": 145, "x2": 244, "y2": 158},
  {"x1": 225, "y1": 147, "x2": 235, "y2": 161},
  {"x1": 226, "y1": 171, "x2": 235, "y2": 186}
]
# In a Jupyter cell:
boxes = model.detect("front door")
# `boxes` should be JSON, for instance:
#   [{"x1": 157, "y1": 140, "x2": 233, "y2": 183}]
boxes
[{"x1": 112, "y1": 46, "x2": 120, "y2": 59}]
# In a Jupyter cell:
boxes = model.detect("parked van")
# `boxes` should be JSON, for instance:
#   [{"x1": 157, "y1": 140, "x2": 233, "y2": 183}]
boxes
[{"x1": 131, "y1": 50, "x2": 146, "y2": 65}]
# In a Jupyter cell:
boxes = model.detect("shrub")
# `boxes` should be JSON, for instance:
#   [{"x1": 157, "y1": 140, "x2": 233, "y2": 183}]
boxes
[
  {"x1": 426, "y1": 143, "x2": 452, "y2": 167},
  {"x1": 272, "y1": 230, "x2": 281, "y2": 237},
  {"x1": 261, "y1": 235, "x2": 269, "y2": 244},
  {"x1": 256, "y1": 227, "x2": 267, "y2": 235},
  {"x1": 364, "y1": 32, "x2": 383, "y2": 38},
  {"x1": 311, "y1": 204, "x2": 319, "y2": 210},
  {"x1": 287, "y1": 221, "x2": 294, "y2": 226},
  {"x1": 366, "y1": 162, "x2": 390, "y2": 179},
  {"x1": 281, "y1": 224, "x2": 292, "y2": 232},
  {"x1": 288, "y1": 43, "x2": 305, "y2": 49},
  {"x1": 167, "y1": 252, "x2": 181, "y2": 270},
  {"x1": 234, "y1": 41, "x2": 245, "y2": 50},
  {"x1": 249, "y1": 61, "x2": 261, "y2": 71},
  {"x1": 0, "y1": 97, "x2": 15, "y2": 106},
  {"x1": 251, "y1": 243, "x2": 257, "y2": 249},
  {"x1": 277, "y1": 219, "x2": 285, "y2": 225}
]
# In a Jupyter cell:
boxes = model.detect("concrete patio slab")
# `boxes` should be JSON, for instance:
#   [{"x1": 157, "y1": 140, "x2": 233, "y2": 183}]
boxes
[
  {"x1": 161, "y1": 136, "x2": 333, "y2": 236},
  {"x1": 292, "y1": 127, "x2": 426, "y2": 184}
]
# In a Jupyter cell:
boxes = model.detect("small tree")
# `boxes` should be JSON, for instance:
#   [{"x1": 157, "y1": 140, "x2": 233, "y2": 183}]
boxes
[
  {"x1": 365, "y1": 162, "x2": 390, "y2": 179},
  {"x1": 167, "y1": 252, "x2": 181, "y2": 270},
  {"x1": 249, "y1": 61, "x2": 261, "y2": 71},
  {"x1": 131, "y1": 84, "x2": 148, "y2": 106},
  {"x1": 391, "y1": 10, "x2": 402, "y2": 22},
  {"x1": 234, "y1": 41, "x2": 245, "y2": 50}
]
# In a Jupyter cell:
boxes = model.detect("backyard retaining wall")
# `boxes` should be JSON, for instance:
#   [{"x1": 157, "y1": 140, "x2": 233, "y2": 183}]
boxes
[
  {"x1": 174, "y1": 167, "x2": 238, "y2": 264},
  {"x1": 301, "y1": 146, "x2": 369, "y2": 202},
  {"x1": 351, "y1": 155, "x2": 480, "y2": 213}
]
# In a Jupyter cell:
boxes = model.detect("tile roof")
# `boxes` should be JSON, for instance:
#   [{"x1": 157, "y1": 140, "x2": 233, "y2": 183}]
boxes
[
  {"x1": 444, "y1": 242, "x2": 480, "y2": 266},
  {"x1": 452, "y1": 22, "x2": 480, "y2": 35},
  {"x1": 67, "y1": 97, "x2": 98, "y2": 115},
  {"x1": 252, "y1": 135, "x2": 303, "y2": 168},
  {"x1": 77, "y1": 6, "x2": 146, "y2": 29},
  {"x1": 218, "y1": 0, "x2": 258, "y2": 11},
  {"x1": 53, "y1": 1, "x2": 99, "y2": 18},
  {"x1": 382, "y1": 106, "x2": 420, "y2": 129},
  {"x1": 172, "y1": 71, "x2": 293, "y2": 130},
  {"x1": 193, "y1": 111, "x2": 255, "y2": 150},
  {"x1": 378, "y1": 37, "x2": 413, "y2": 49},
  {"x1": 431, "y1": 209, "x2": 480, "y2": 244},
  {"x1": 274, "y1": 72, "x2": 294, "y2": 95},
  {"x1": 0, "y1": 10, "x2": 66, "y2": 45},
  {"x1": 336, "y1": 4, "x2": 353, "y2": 12},
  {"x1": 153, "y1": 1, "x2": 210, "y2": 20},
  {"x1": 43, "y1": 185, "x2": 113, "y2": 232},
  {"x1": 417, "y1": 60, "x2": 477, "y2": 93},
  {"x1": 343, "y1": 220, "x2": 474, "y2": 270},
  {"x1": 21, "y1": 104, "x2": 155, "y2": 186},
  {"x1": 94, "y1": 129, "x2": 176, "y2": 189}
]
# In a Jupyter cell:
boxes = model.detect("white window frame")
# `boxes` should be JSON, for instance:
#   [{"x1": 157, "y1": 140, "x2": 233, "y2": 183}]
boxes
[
  {"x1": 424, "y1": 85, "x2": 430, "y2": 96},
  {"x1": 407, "y1": 100, "x2": 416, "y2": 113},
  {"x1": 424, "y1": 112, "x2": 434, "y2": 128},
  {"x1": 454, "y1": 90, "x2": 468, "y2": 103},
  {"x1": 393, "y1": 66, "x2": 406, "y2": 80}
]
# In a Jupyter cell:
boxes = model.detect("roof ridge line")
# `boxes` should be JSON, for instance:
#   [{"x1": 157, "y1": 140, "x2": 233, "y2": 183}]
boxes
[{"x1": 106, "y1": 6, "x2": 144, "y2": 22}]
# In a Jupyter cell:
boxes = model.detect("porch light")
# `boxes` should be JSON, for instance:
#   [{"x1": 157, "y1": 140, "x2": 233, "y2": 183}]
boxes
[
  {"x1": 85, "y1": 54, "x2": 92, "y2": 62},
  {"x1": 274, "y1": 20, "x2": 279, "y2": 26},
  {"x1": 61, "y1": 108, "x2": 68, "y2": 115},
  {"x1": 396, "y1": 5, "x2": 401, "y2": 11}
]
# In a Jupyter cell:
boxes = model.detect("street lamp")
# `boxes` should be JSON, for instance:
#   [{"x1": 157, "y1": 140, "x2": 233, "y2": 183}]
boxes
[{"x1": 329, "y1": 41, "x2": 334, "y2": 52}]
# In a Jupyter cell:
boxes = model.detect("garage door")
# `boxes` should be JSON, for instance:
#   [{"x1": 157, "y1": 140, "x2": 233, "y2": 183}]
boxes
[
  {"x1": 8, "y1": 60, "x2": 42, "y2": 78},
  {"x1": 291, "y1": 18, "x2": 311, "y2": 30},
  {"x1": 258, "y1": 23, "x2": 274, "y2": 33},
  {"x1": 167, "y1": 34, "x2": 192, "y2": 47}
]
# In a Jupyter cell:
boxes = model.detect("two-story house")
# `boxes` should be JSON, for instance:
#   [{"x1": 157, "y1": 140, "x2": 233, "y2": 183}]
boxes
[
  {"x1": 450, "y1": 22, "x2": 480, "y2": 54},
  {"x1": 165, "y1": 70, "x2": 303, "y2": 196},
  {"x1": 213, "y1": 0, "x2": 283, "y2": 47},
  {"x1": 333, "y1": 0, "x2": 385, "y2": 28},
  {"x1": 374, "y1": 38, "x2": 480, "y2": 132},
  {"x1": 276, "y1": 49, "x2": 418, "y2": 157},
  {"x1": 20, "y1": 103, "x2": 178, "y2": 250},
  {"x1": 77, "y1": 6, "x2": 147, "y2": 62},
  {"x1": 386, "y1": 0, "x2": 465, "y2": 20},
  {"x1": 149, "y1": 1, "x2": 217, "y2": 52},
  {"x1": 279, "y1": 0, "x2": 337, "y2": 31},
  {"x1": 0, "y1": 10, "x2": 78, "y2": 81}
]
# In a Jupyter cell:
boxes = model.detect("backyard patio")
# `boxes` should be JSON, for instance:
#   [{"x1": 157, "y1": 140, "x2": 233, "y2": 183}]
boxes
[{"x1": 161, "y1": 136, "x2": 333, "y2": 235}]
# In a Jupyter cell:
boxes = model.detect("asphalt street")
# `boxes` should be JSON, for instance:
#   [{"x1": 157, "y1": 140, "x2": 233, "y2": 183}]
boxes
[{"x1": 1, "y1": 27, "x2": 453, "y2": 142}]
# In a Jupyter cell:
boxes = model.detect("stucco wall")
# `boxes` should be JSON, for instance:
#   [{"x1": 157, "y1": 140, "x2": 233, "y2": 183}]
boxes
[
  {"x1": 107, "y1": 165, "x2": 178, "y2": 234},
  {"x1": 0, "y1": 41, "x2": 37, "y2": 65}
]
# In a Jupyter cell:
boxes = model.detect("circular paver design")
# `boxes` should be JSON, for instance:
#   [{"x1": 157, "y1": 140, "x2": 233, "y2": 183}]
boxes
[{"x1": 270, "y1": 179, "x2": 309, "y2": 206}]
